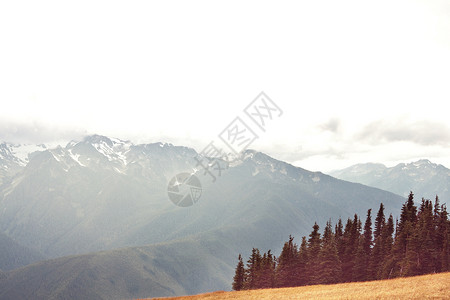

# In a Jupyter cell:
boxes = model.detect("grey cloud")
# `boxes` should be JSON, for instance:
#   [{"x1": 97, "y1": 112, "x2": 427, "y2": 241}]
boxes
[
  {"x1": 0, "y1": 120, "x2": 88, "y2": 144},
  {"x1": 318, "y1": 118, "x2": 341, "y2": 133},
  {"x1": 356, "y1": 119, "x2": 450, "y2": 146}
]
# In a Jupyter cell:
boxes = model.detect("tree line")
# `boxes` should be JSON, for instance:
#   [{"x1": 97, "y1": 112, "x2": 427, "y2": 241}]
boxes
[{"x1": 232, "y1": 192, "x2": 450, "y2": 290}]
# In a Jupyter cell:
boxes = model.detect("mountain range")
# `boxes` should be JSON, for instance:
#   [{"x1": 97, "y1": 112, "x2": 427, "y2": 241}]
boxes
[
  {"x1": 329, "y1": 159, "x2": 450, "y2": 202},
  {"x1": 0, "y1": 135, "x2": 429, "y2": 299}
]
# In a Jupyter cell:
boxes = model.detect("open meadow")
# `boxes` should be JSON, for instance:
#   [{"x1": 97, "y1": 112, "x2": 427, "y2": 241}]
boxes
[{"x1": 149, "y1": 272, "x2": 450, "y2": 300}]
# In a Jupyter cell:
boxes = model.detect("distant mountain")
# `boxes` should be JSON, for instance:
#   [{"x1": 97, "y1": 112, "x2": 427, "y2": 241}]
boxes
[
  {"x1": 0, "y1": 135, "x2": 406, "y2": 298},
  {"x1": 329, "y1": 159, "x2": 450, "y2": 201},
  {"x1": 0, "y1": 230, "x2": 45, "y2": 271}
]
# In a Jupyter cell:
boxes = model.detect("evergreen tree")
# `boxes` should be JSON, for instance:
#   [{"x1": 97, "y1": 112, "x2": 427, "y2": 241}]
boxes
[
  {"x1": 297, "y1": 236, "x2": 309, "y2": 286},
  {"x1": 322, "y1": 220, "x2": 333, "y2": 244},
  {"x1": 335, "y1": 218, "x2": 343, "y2": 239},
  {"x1": 341, "y1": 218, "x2": 353, "y2": 282},
  {"x1": 433, "y1": 197, "x2": 445, "y2": 272},
  {"x1": 232, "y1": 254, "x2": 245, "y2": 291},
  {"x1": 275, "y1": 235, "x2": 298, "y2": 287},
  {"x1": 306, "y1": 223, "x2": 321, "y2": 284},
  {"x1": 391, "y1": 192, "x2": 418, "y2": 277},
  {"x1": 400, "y1": 192, "x2": 418, "y2": 228},
  {"x1": 370, "y1": 204, "x2": 386, "y2": 279},
  {"x1": 417, "y1": 199, "x2": 436, "y2": 274},
  {"x1": 341, "y1": 216, "x2": 360, "y2": 282},
  {"x1": 316, "y1": 223, "x2": 341, "y2": 284},
  {"x1": 258, "y1": 250, "x2": 276, "y2": 288},
  {"x1": 383, "y1": 215, "x2": 395, "y2": 253},
  {"x1": 379, "y1": 214, "x2": 395, "y2": 279},
  {"x1": 433, "y1": 196, "x2": 440, "y2": 219},
  {"x1": 363, "y1": 209, "x2": 373, "y2": 256},
  {"x1": 437, "y1": 204, "x2": 449, "y2": 272},
  {"x1": 335, "y1": 218, "x2": 345, "y2": 263},
  {"x1": 245, "y1": 248, "x2": 262, "y2": 289},
  {"x1": 352, "y1": 237, "x2": 367, "y2": 281},
  {"x1": 374, "y1": 203, "x2": 385, "y2": 240}
]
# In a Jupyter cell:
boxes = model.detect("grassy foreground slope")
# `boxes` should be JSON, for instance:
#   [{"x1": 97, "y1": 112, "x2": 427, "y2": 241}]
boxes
[{"x1": 149, "y1": 272, "x2": 450, "y2": 300}]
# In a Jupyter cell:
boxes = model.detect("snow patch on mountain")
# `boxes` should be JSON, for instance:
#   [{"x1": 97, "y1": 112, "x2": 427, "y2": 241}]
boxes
[
  {"x1": 11, "y1": 144, "x2": 47, "y2": 164},
  {"x1": 68, "y1": 149, "x2": 85, "y2": 167},
  {"x1": 90, "y1": 137, "x2": 131, "y2": 165},
  {"x1": 50, "y1": 151, "x2": 61, "y2": 162},
  {"x1": 0, "y1": 143, "x2": 48, "y2": 166}
]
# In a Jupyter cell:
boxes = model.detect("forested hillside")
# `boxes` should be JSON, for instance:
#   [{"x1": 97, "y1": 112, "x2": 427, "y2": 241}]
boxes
[{"x1": 233, "y1": 192, "x2": 450, "y2": 290}]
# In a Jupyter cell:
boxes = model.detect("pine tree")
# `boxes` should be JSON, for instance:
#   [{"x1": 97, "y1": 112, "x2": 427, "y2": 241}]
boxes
[
  {"x1": 335, "y1": 218, "x2": 343, "y2": 239},
  {"x1": 297, "y1": 236, "x2": 308, "y2": 286},
  {"x1": 335, "y1": 218, "x2": 345, "y2": 263},
  {"x1": 232, "y1": 254, "x2": 245, "y2": 291},
  {"x1": 258, "y1": 250, "x2": 276, "y2": 288},
  {"x1": 391, "y1": 192, "x2": 418, "y2": 277},
  {"x1": 417, "y1": 199, "x2": 436, "y2": 274},
  {"x1": 383, "y1": 215, "x2": 395, "y2": 253},
  {"x1": 433, "y1": 196, "x2": 440, "y2": 218},
  {"x1": 374, "y1": 203, "x2": 385, "y2": 240},
  {"x1": 341, "y1": 216, "x2": 360, "y2": 282},
  {"x1": 433, "y1": 197, "x2": 445, "y2": 272},
  {"x1": 306, "y1": 223, "x2": 321, "y2": 284},
  {"x1": 363, "y1": 209, "x2": 373, "y2": 256},
  {"x1": 341, "y1": 218, "x2": 353, "y2": 282},
  {"x1": 245, "y1": 248, "x2": 262, "y2": 289},
  {"x1": 379, "y1": 214, "x2": 395, "y2": 279},
  {"x1": 352, "y1": 237, "x2": 367, "y2": 281},
  {"x1": 370, "y1": 204, "x2": 386, "y2": 279},
  {"x1": 322, "y1": 220, "x2": 333, "y2": 243},
  {"x1": 316, "y1": 223, "x2": 341, "y2": 284},
  {"x1": 403, "y1": 221, "x2": 420, "y2": 276},
  {"x1": 275, "y1": 235, "x2": 298, "y2": 287},
  {"x1": 401, "y1": 192, "x2": 418, "y2": 227},
  {"x1": 437, "y1": 204, "x2": 449, "y2": 272}
]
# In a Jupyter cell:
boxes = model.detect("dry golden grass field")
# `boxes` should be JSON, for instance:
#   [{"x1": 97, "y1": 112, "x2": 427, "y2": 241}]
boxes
[{"x1": 147, "y1": 272, "x2": 450, "y2": 300}]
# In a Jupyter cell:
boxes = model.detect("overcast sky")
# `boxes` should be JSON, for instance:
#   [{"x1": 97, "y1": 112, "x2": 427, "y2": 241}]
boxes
[{"x1": 1, "y1": 0, "x2": 450, "y2": 172}]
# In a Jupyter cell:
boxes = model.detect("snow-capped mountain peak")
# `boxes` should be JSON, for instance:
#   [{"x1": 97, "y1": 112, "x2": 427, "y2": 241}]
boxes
[{"x1": 66, "y1": 135, "x2": 133, "y2": 166}]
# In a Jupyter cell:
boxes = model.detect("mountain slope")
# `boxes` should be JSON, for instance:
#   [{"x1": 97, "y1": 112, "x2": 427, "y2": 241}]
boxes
[
  {"x1": 0, "y1": 230, "x2": 45, "y2": 271},
  {"x1": 329, "y1": 159, "x2": 450, "y2": 201},
  {"x1": 0, "y1": 228, "x2": 242, "y2": 300}
]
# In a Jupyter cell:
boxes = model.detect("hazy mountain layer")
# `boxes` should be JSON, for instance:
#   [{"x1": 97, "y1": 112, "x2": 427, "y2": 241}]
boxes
[{"x1": 329, "y1": 159, "x2": 450, "y2": 201}]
